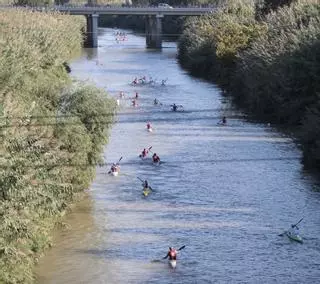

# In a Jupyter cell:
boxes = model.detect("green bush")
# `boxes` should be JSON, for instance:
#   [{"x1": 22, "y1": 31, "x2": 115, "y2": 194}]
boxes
[
  {"x1": 178, "y1": 0, "x2": 264, "y2": 88},
  {"x1": 0, "y1": 9, "x2": 116, "y2": 283},
  {"x1": 178, "y1": 0, "x2": 320, "y2": 170}
]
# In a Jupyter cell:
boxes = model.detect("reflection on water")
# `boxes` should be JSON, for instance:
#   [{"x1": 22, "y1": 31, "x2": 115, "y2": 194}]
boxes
[{"x1": 35, "y1": 28, "x2": 320, "y2": 284}]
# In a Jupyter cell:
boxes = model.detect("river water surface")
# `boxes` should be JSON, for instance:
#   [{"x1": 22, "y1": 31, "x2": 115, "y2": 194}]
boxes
[{"x1": 35, "y1": 28, "x2": 320, "y2": 283}]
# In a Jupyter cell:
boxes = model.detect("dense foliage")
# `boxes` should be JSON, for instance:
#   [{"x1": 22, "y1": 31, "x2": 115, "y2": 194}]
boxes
[
  {"x1": 178, "y1": 0, "x2": 265, "y2": 88},
  {"x1": 0, "y1": 9, "x2": 116, "y2": 283},
  {"x1": 178, "y1": 0, "x2": 320, "y2": 169}
]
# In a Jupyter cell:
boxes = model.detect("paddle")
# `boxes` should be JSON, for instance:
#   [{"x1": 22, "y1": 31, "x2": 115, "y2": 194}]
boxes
[
  {"x1": 279, "y1": 218, "x2": 303, "y2": 236},
  {"x1": 178, "y1": 245, "x2": 186, "y2": 251},
  {"x1": 152, "y1": 245, "x2": 186, "y2": 262}
]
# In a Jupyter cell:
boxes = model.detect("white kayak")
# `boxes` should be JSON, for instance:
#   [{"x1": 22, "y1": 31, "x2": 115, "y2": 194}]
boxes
[
  {"x1": 153, "y1": 160, "x2": 160, "y2": 166},
  {"x1": 109, "y1": 170, "x2": 119, "y2": 176},
  {"x1": 139, "y1": 154, "x2": 148, "y2": 160},
  {"x1": 169, "y1": 260, "x2": 177, "y2": 268},
  {"x1": 286, "y1": 231, "x2": 303, "y2": 243},
  {"x1": 147, "y1": 127, "x2": 153, "y2": 132}
]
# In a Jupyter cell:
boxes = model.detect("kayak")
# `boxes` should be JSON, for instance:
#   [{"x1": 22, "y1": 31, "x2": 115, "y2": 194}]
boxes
[
  {"x1": 139, "y1": 154, "x2": 148, "y2": 160},
  {"x1": 153, "y1": 160, "x2": 160, "y2": 166},
  {"x1": 109, "y1": 170, "x2": 119, "y2": 176},
  {"x1": 147, "y1": 127, "x2": 153, "y2": 132},
  {"x1": 169, "y1": 260, "x2": 177, "y2": 268},
  {"x1": 142, "y1": 187, "x2": 151, "y2": 197},
  {"x1": 286, "y1": 231, "x2": 303, "y2": 243}
]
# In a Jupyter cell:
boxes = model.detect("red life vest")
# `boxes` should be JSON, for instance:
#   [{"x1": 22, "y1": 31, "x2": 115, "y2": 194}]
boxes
[{"x1": 169, "y1": 249, "x2": 177, "y2": 257}]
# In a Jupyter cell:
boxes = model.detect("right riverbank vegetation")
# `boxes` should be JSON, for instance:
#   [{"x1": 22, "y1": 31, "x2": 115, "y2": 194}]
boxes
[
  {"x1": 178, "y1": 0, "x2": 320, "y2": 170},
  {"x1": 0, "y1": 8, "x2": 116, "y2": 283}
]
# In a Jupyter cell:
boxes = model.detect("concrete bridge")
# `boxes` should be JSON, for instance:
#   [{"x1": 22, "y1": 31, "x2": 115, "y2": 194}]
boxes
[{"x1": 53, "y1": 6, "x2": 216, "y2": 48}]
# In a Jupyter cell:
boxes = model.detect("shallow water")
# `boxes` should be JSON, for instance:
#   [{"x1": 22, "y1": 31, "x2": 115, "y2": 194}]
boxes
[{"x1": 35, "y1": 28, "x2": 320, "y2": 284}]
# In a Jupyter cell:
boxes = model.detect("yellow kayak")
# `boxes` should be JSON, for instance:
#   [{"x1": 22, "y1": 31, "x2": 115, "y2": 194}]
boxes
[{"x1": 142, "y1": 187, "x2": 151, "y2": 197}]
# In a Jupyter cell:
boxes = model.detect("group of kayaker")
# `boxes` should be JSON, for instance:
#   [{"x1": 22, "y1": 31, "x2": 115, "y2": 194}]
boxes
[
  {"x1": 130, "y1": 76, "x2": 167, "y2": 86},
  {"x1": 139, "y1": 147, "x2": 161, "y2": 164}
]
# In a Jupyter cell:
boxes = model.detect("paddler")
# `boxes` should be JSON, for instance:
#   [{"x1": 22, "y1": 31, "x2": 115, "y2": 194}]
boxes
[
  {"x1": 142, "y1": 180, "x2": 152, "y2": 190},
  {"x1": 152, "y1": 153, "x2": 160, "y2": 163},
  {"x1": 135, "y1": 92, "x2": 139, "y2": 99},
  {"x1": 171, "y1": 103, "x2": 178, "y2": 112},
  {"x1": 141, "y1": 148, "x2": 148, "y2": 158},
  {"x1": 163, "y1": 247, "x2": 177, "y2": 261},
  {"x1": 288, "y1": 223, "x2": 300, "y2": 236},
  {"x1": 147, "y1": 122, "x2": 152, "y2": 130},
  {"x1": 218, "y1": 116, "x2": 227, "y2": 125},
  {"x1": 110, "y1": 163, "x2": 119, "y2": 173},
  {"x1": 142, "y1": 180, "x2": 149, "y2": 188}
]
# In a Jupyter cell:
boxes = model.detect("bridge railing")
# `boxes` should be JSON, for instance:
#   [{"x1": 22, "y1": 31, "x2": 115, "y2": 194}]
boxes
[{"x1": 0, "y1": 3, "x2": 218, "y2": 9}]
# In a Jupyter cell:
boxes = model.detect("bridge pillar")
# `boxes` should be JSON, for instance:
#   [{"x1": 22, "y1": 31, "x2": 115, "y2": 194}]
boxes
[
  {"x1": 146, "y1": 15, "x2": 163, "y2": 49},
  {"x1": 85, "y1": 14, "x2": 99, "y2": 48}
]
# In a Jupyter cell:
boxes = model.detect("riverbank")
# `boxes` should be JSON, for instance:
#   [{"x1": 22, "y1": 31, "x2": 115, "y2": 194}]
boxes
[
  {"x1": 177, "y1": 0, "x2": 320, "y2": 170},
  {"x1": 0, "y1": 9, "x2": 116, "y2": 283}
]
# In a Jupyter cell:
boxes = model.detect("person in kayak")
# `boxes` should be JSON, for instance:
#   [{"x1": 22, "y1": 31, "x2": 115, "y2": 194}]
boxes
[
  {"x1": 163, "y1": 247, "x2": 177, "y2": 260},
  {"x1": 147, "y1": 122, "x2": 152, "y2": 130},
  {"x1": 132, "y1": 99, "x2": 137, "y2": 107},
  {"x1": 171, "y1": 103, "x2": 178, "y2": 112},
  {"x1": 110, "y1": 163, "x2": 119, "y2": 173},
  {"x1": 135, "y1": 92, "x2": 139, "y2": 99},
  {"x1": 140, "y1": 148, "x2": 149, "y2": 158},
  {"x1": 152, "y1": 153, "x2": 160, "y2": 163},
  {"x1": 142, "y1": 180, "x2": 149, "y2": 188},
  {"x1": 132, "y1": 77, "x2": 138, "y2": 85},
  {"x1": 288, "y1": 223, "x2": 300, "y2": 236},
  {"x1": 142, "y1": 180, "x2": 153, "y2": 190},
  {"x1": 154, "y1": 98, "x2": 159, "y2": 105},
  {"x1": 217, "y1": 116, "x2": 227, "y2": 125}
]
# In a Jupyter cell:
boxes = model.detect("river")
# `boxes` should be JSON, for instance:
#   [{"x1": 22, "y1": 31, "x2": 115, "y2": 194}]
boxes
[{"x1": 35, "y1": 28, "x2": 320, "y2": 284}]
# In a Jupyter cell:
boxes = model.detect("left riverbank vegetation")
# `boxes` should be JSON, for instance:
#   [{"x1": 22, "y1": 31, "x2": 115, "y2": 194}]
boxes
[
  {"x1": 178, "y1": 0, "x2": 320, "y2": 170},
  {"x1": 0, "y1": 8, "x2": 116, "y2": 283}
]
